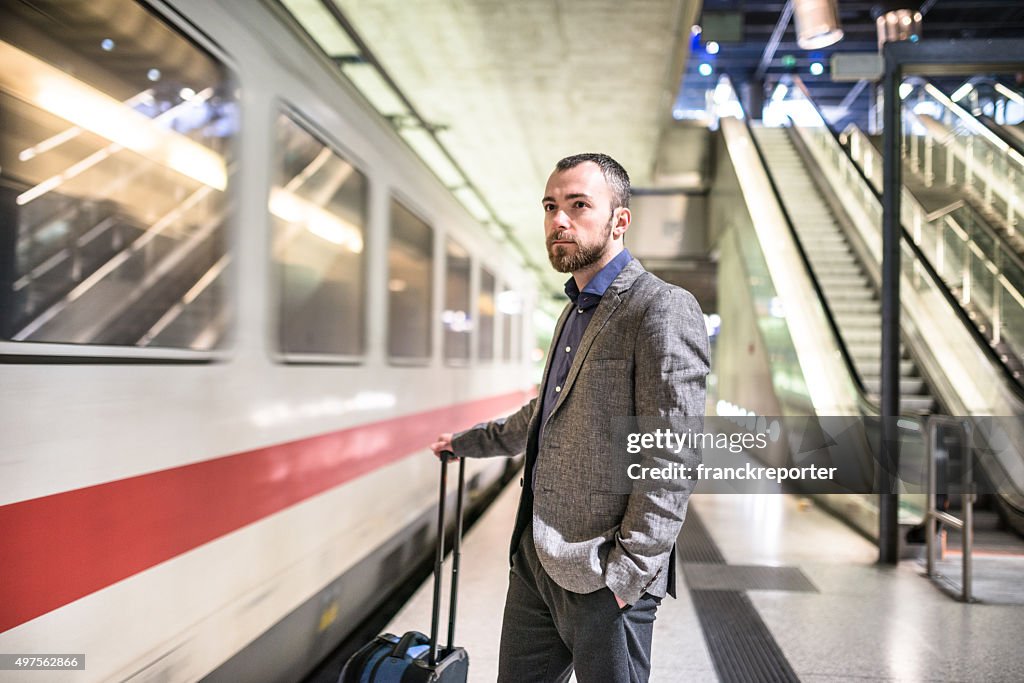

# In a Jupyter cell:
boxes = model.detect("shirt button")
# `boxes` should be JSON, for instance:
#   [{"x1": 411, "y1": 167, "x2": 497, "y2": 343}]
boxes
[
  {"x1": 555, "y1": 385, "x2": 561, "y2": 392},
  {"x1": 565, "y1": 346, "x2": 571, "y2": 353}
]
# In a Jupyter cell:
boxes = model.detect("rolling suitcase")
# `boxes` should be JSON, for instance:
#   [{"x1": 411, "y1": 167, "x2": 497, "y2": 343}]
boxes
[{"x1": 339, "y1": 452, "x2": 469, "y2": 683}]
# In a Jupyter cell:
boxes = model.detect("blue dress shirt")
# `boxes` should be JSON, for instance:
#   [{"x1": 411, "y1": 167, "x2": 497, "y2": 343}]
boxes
[{"x1": 532, "y1": 248, "x2": 633, "y2": 488}]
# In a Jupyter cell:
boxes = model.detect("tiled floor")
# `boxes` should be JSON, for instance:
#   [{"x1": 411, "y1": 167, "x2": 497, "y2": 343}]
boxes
[{"x1": 384, "y1": 481, "x2": 1024, "y2": 682}]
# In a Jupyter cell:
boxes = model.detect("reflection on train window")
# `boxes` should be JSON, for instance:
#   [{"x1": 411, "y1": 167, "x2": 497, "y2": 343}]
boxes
[
  {"x1": 272, "y1": 114, "x2": 367, "y2": 357},
  {"x1": 478, "y1": 268, "x2": 495, "y2": 362},
  {"x1": 500, "y1": 287, "x2": 523, "y2": 363},
  {"x1": 0, "y1": 1, "x2": 236, "y2": 350},
  {"x1": 444, "y1": 239, "x2": 471, "y2": 364},
  {"x1": 388, "y1": 199, "x2": 433, "y2": 360}
]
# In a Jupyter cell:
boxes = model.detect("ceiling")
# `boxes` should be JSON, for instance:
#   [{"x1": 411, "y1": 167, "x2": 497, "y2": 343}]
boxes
[
  {"x1": 678, "y1": 0, "x2": 1024, "y2": 131},
  {"x1": 280, "y1": 0, "x2": 1024, "y2": 298},
  {"x1": 281, "y1": 0, "x2": 701, "y2": 293}
]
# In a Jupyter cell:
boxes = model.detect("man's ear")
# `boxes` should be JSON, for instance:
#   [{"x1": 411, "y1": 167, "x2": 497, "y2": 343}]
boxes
[{"x1": 612, "y1": 207, "x2": 631, "y2": 238}]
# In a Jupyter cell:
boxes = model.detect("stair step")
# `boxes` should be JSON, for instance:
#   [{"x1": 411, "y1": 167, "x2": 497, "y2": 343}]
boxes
[
  {"x1": 863, "y1": 377, "x2": 927, "y2": 394},
  {"x1": 857, "y1": 359, "x2": 917, "y2": 376}
]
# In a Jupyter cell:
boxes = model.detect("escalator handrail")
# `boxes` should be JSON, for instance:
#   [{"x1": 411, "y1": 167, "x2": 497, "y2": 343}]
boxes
[
  {"x1": 789, "y1": 77, "x2": 1024, "y2": 404},
  {"x1": 724, "y1": 78, "x2": 873, "y2": 408},
  {"x1": 974, "y1": 112, "x2": 1024, "y2": 159},
  {"x1": 918, "y1": 82, "x2": 1024, "y2": 168}
]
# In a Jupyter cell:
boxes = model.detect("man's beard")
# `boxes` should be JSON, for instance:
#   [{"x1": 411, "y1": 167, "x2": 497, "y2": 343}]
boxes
[{"x1": 546, "y1": 219, "x2": 613, "y2": 273}]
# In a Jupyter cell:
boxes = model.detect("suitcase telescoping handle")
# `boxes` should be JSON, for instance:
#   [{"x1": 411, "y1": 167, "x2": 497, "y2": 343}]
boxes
[{"x1": 429, "y1": 450, "x2": 465, "y2": 667}]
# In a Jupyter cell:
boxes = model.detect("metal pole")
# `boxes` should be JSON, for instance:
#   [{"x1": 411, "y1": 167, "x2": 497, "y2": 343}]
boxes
[
  {"x1": 446, "y1": 457, "x2": 465, "y2": 652},
  {"x1": 428, "y1": 456, "x2": 448, "y2": 666},
  {"x1": 879, "y1": 47, "x2": 902, "y2": 565},
  {"x1": 962, "y1": 424, "x2": 974, "y2": 602},
  {"x1": 926, "y1": 418, "x2": 937, "y2": 578}
]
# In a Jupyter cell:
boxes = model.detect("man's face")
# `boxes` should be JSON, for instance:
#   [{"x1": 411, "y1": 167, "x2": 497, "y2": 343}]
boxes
[{"x1": 542, "y1": 162, "x2": 617, "y2": 273}]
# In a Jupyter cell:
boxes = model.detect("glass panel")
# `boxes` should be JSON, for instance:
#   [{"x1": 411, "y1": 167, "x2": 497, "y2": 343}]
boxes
[
  {"x1": 443, "y1": 238, "x2": 471, "y2": 363},
  {"x1": 272, "y1": 113, "x2": 367, "y2": 356},
  {"x1": 0, "y1": 0, "x2": 235, "y2": 349},
  {"x1": 478, "y1": 268, "x2": 495, "y2": 362},
  {"x1": 387, "y1": 199, "x2": 432, "y2": 359}
]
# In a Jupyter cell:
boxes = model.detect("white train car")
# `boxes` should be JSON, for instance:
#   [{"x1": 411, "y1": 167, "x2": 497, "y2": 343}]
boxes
[{"x1": 0, "y1": 1, "x2": 537, "y2": 680}]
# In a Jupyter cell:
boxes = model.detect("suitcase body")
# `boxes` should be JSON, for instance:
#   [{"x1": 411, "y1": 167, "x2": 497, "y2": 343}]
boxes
[
  {"x1": 340, "y1": 632, "x2": 468, "y2": 683},
  {"x1": 340, "y1": 454, "x2": 469, "y2": 683}
]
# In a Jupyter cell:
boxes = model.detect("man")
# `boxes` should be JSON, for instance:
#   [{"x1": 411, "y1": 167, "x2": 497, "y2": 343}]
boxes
[{"x1": 431, "y1": 153, "x2": 708, "y2": 682}]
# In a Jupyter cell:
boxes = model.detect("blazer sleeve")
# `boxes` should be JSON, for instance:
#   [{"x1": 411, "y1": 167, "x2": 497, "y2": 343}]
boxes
[
  {"x1": 604, "y1": 286, "x2": 709, "y2": 605},
  {"x1": 450, "y1": 397, "x2": 538, "y2": 458}
]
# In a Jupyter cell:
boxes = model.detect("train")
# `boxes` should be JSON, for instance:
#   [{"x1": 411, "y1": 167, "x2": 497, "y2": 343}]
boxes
[{"x1": 0, "y1": 1, "x2": 538, "y2": 680}]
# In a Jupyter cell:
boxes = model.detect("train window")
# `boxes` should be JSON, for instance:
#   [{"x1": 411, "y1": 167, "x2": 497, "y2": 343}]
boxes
[
  {"x1": 0, "y1": 1, "x2": 236, "y2": 351},
  {"x1": 478, "y1": 268, "x2": 495, "y2": 362},
  {"x1": 272, "y1": 113, "x2": 367, "y2": 358},
  {"x1": 387, "y1": 199, "x2": 433, "y2": 360},
  {"x1": 443, "y1": 239, "x2": 471, "y2": 364}
]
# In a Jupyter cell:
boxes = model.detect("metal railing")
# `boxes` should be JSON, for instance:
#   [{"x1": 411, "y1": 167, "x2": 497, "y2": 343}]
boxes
[
  {"x1": 925, "y1": 416, "x2": 975, "y2": 603},
  {"x1": 901, "y1": 82, "x2": 1023, "y2": 232},
  {"x1": 844, "y1": 121, "x2": 1024, "y2": 381}
]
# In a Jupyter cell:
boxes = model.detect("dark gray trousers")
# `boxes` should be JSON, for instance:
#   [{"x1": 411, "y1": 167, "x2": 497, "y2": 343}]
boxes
[{"x1": 498, "y1": 526, "x2": 662, "y2": 683}]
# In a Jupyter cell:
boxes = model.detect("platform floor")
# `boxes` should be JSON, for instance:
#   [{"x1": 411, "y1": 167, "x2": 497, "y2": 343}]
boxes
[{"x1": 383, "y1": 480, "x2": 1024, "y2": 682}]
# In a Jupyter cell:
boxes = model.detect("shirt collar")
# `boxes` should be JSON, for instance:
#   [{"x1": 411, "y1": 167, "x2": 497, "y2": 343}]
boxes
[{"x1": 564, "y1": 249, "x2": 633, "y2": 310}]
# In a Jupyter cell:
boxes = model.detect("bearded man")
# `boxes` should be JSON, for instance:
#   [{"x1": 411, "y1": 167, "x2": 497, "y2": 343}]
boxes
[{"x1": 431, "y1": 153, "x2": 709, "y2": 683}]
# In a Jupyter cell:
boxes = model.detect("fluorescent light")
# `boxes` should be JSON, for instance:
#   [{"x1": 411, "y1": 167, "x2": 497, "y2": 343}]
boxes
[
  {"x1": 951, "y1": 83, "x2": 974, "y2": 102},
  {"x1": 0, "y1": 40, "x2": 226, "y2": 192},
  {"x1": 399, "y1": 127, "x2": 463, "y2": 187},
  {"x1": 269, "y1": 187, "x2": 364, "y2": 252},
  {"x1": 281, "y1": 0, "x2": 359, "y2": 57},
  {"x1": 899, "y1": 83, "x2": 914, "y2": 100},
  {"x1": 341, "y1": 63, "x2": 410, "y2": 117},
  {"x1": 453, "y1": 186, "x2": 490, "y2": 222}
]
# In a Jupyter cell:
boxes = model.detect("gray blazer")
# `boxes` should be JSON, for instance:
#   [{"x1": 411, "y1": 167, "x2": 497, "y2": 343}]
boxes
[{"x1": 452, "y1": 258, "x2": 709, "y2": 605}]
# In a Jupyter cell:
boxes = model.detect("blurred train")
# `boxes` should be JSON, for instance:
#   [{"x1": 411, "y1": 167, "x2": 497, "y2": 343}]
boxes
[{"x1": 0, "y1": 1, "x2": 537, "y2": 680}]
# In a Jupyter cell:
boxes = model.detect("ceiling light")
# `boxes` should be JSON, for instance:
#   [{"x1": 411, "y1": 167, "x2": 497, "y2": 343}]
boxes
[
  {"x1": 101, "y1": 38, "x2": 115, "y2": 51},
  {"x1": 810, "y1": 62, "x2": 824, "y2": 76},
  {"x1": 951, "y1": 83, "x2": 974, "y2": 102},
  {"x1": 691, "y1": 24, "x2": 702, "y2": 36},
  {"x1": 698, "y1": 63, "x2": 713, "y2": 77},
  {"x1": 706, "y1": 41, "x2": 720, "y2": 55},
  {"x1": 147, "y1": 68, "x2": 161, "y2": 82},
  {"x1": 899, "y1": 83, "x2": 914, "y2": 100},
  {"x1": 793, "y1": 0, "x2": 844, "y2": 50},
  {"x1": 875, "y1": 8, "x2": 922, "y2": 50}
]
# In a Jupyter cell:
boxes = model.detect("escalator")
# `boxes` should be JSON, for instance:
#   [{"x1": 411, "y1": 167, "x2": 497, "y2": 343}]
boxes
[
  {"x1": 714, "y1": 77, "x2": 1024, "y2": 539},
  {"x1": 753, "y1": 126, "x2": 936, "y2": 414}
]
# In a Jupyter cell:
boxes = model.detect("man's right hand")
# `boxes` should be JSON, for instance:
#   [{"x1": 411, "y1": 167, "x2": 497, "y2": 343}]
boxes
[{"x1": 430, "y1": 433, "x2": 456, "y2": 460}]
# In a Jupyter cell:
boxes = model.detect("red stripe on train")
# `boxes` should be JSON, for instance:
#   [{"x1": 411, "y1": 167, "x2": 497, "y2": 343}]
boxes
[{"x1": 0, "y1": 390, "x2": 530, "y2": 634}]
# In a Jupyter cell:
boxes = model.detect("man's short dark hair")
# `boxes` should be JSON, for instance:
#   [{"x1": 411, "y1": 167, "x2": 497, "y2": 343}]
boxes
[{"x1": 555, "y1": 153, "x2": 631, "y2": 210}]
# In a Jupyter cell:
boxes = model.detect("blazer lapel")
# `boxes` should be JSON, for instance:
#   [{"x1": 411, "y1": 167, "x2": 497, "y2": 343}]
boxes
[{"x1": 545, "y1": 259, "x2": 648, "y2": 420}]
